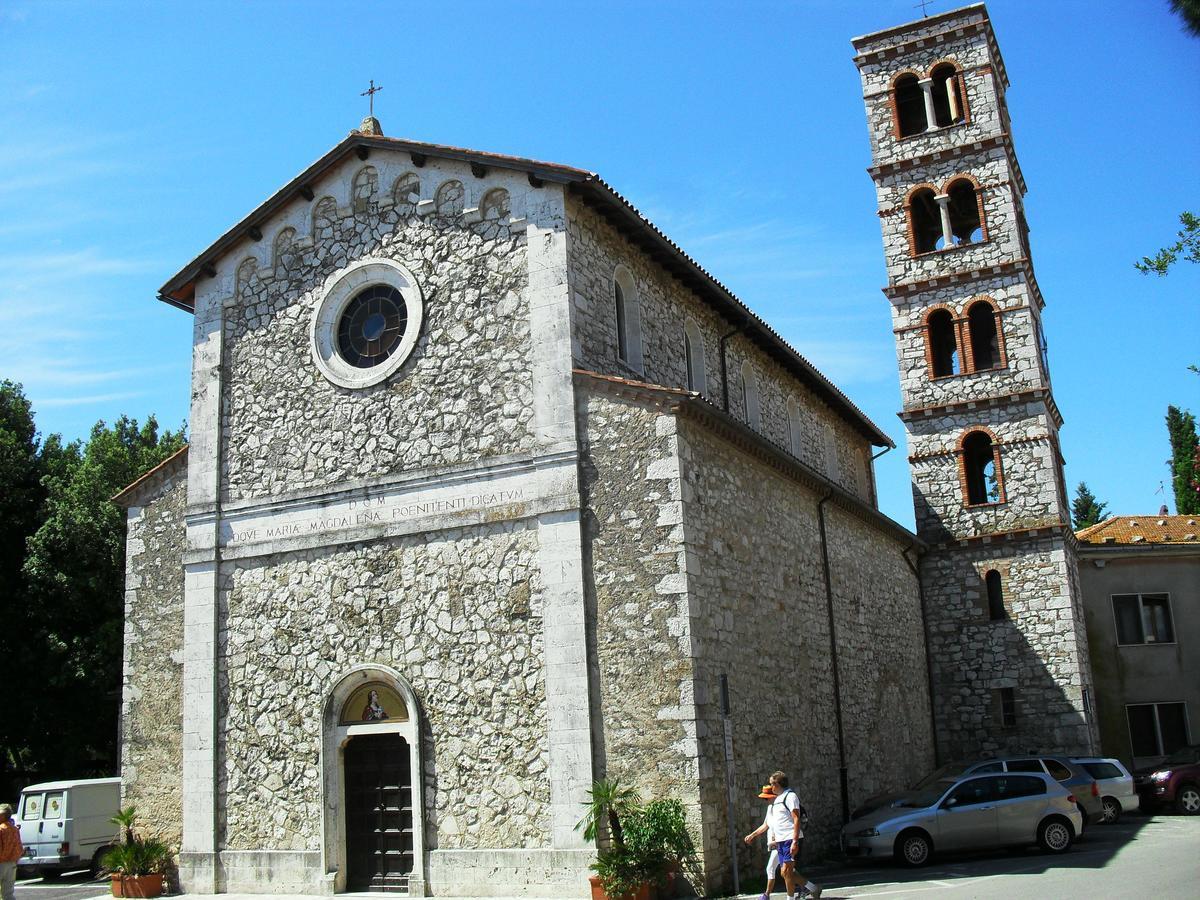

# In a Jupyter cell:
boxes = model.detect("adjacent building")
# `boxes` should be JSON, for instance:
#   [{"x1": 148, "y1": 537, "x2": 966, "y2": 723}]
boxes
[{"x1": 1076, "y1": 515, "x2": 1200, "y2": 768}]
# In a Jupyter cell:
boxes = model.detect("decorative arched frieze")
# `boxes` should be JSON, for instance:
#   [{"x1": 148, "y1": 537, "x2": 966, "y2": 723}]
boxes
[
  {"x1": 352, "y1": 165, "x2": 379, "y2": 214},
  {"x1": 434, "y1": 179, "x2": 465, "y2": 218},
  {"x1": 313, "y1": 196, "x2": 338, "y2": 237},
  {"x1": 480, "y1": 187, "x2": 511, "y2": 221},
  {"x1": 235, "y1": 257, "x2": 258, "y2": 296},
  {"x1": 272, "y1": 227, "x2": 297, "y2": 272},
  {"x1": 393, "y1": 172, "x2": 421, "y2": 213}
]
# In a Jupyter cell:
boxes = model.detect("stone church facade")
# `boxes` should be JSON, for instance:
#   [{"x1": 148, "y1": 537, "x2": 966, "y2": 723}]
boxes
[
  {"x1": 116, "y1": 115, "x2": 933, "y2": 896},
  {"x1": 852, "y1": 3, "x2": 1098, "y2": 761},
  {"x1": 115, "y1": 4, "x2": 1099, "y2": 898}
]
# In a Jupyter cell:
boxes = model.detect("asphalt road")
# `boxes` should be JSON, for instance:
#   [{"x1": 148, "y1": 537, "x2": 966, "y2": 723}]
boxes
[
  {"x1": 14, "y1": 869, "x2": 106, "y2": 900},
  {"x1": 746, "y1": 812, "x2": 1200, "y2": 899}
]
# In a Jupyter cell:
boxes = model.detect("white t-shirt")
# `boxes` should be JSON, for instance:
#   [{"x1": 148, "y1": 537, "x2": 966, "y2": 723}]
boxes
[{"x1": 763, "y1": 789, "x2": 801, "y2": 842}]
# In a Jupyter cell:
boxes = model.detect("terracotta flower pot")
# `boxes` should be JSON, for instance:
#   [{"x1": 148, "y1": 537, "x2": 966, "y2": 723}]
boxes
[
  {"x1": 110, "y1": 874, "x2": 164, "y2": 898},
  {"x1": 587, "y1": 875, "x2": 652, "y2": 900}
]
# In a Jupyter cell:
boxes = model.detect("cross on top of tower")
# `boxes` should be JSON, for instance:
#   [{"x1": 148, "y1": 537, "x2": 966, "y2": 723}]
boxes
[{"x1": 361, "y1": 79, "x2": 383, "y2": 116}]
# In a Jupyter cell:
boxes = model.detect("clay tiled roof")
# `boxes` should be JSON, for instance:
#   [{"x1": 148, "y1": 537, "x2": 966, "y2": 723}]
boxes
[
  {"x1": 111, "y1": 445, "x2": 189, "y2": 508},
  {"x1": 1075, "y1": 515, "x2": 1200, "y2": 546}
]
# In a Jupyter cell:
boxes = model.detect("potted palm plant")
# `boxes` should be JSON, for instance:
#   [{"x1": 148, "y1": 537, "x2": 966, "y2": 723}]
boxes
[
  {"x1": 576, "y1": 781, "x2": 699, "y2": 900},
  {"x1": 101, "y1": 808, "x2": 172, "y2": 898}
]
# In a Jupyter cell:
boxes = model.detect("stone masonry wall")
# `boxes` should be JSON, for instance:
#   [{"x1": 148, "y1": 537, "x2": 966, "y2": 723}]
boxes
[
  {"x1": 576, "y1": 388, "x2": 702, "y2": 814},
  {"x1": 216, "y1": 523, "x2": 551, "y2": 852},
  {"x1": 120, "y1": 471, "x2": 187, "y2": 848},
  {"x1": 921, "y1": 536, "x2": 1094, "y2": 758},
  {"x1": 908, "y1": 400, "x2": 1065, "y2": 542},
  {"x1": 566, "y1": 195, "x2": 874, "y2": 502},
  {"x1": 857, "y1": 18, "x2": 1005, "y2": 169},
  {"x1": 675, "y1": 414, "x2": 933, "y2": 885},
  {"x1": 890, "y1": 271, "x2": 1047, "y2": 411},
  {"x1": 220, "y1": 157, "x2": 535, "y2": 503},
  {"x1": 874, "y1": 147, "x2": 1025, "y2": 287}
]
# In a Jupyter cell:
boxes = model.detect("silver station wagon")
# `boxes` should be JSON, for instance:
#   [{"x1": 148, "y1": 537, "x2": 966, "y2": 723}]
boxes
[{"x1": 841, "y1": 772, "x2": 1083, "y2": 866}]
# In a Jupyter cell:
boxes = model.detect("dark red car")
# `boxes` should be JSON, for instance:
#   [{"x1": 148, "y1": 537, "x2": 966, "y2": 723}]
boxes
[{"x1": 1134, "y1": 745, "x2": 1200, "y2": 814}]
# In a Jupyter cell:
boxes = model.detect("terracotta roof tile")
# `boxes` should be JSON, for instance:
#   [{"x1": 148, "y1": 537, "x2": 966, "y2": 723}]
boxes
[{"x1": 1075, "y1": 514, "x2": 1200, "y2": 546}]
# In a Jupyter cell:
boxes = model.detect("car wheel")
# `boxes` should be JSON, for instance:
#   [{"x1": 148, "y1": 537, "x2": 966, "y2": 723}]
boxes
[
  {"x1": 90, "y1": 846, "x2": 113, "y2": 878},
  {"x1": 896, "y1": 829, "x2": 933, "y2": 867},
  {"x1": 1038, "y1": 816, "x2": 1074, "y2": 854},
  {"x1": 1176, "y1": 783, "x2": 1200, "y2": 815},
  {"x1": 1101, "y1": 796, "x2": 1122, "y2": 824}
]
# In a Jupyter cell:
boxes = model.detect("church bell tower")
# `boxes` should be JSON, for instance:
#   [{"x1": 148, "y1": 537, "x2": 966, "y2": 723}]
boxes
[{"x1": 852, "y1": 4, "x2": 1097, "y2": 758}]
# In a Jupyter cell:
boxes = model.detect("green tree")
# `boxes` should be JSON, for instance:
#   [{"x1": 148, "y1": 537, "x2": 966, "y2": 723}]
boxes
[
  {"x1": 1072, "y1": 482, "x2": 1109, "y2": 529},
  {"x1": 1136, "y1": 211, "x2": 1200, "y2": 276},
  {"x1": 20, "y1": 415, "x2": 184, "y2": 775},
  {"x1": 1169, "y1": 0, "x2": 1200, "y2": 37},
  {"x1": 1166, "y1": 406, "x2": 1200, "y2": 515}
]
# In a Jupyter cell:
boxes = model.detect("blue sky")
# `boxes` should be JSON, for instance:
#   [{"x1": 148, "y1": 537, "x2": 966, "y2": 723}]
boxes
[{"x1": 0, "y1": 0, "x2": 1196, "y2": 528}]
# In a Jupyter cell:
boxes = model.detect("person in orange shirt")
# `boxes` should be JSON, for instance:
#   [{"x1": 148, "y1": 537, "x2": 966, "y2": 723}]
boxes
[{"x1": 0, "y1": 803, "x2": 24, "y2": 900}]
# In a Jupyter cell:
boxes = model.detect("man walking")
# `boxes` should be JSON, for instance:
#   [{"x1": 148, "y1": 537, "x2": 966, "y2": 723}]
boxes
[
  {"x1": 763, "y1": 772, "x2": 821, "y2": 900},
  {"x1": 0, "y1": 804, "x2": 24, "y2": 900}
]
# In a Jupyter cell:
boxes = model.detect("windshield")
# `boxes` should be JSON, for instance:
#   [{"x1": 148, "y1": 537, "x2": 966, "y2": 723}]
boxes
[
  {"x1": 1161, "y1": 746, "x2": 1200, "y2": 766},
  {"x1": 897, "y1": 780, "x2": 955, "y2": 808},
  {"x1": 913, "y1": 763, "x2": 969, "y2": 789}
]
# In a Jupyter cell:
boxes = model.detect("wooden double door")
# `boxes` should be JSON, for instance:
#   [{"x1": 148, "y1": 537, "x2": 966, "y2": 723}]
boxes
[{"x1": 345, "y1": 733, "x2": 414, "y2": 892}]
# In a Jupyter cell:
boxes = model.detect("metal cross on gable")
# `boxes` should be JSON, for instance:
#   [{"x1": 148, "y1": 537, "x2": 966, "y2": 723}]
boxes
[
  {"x1": 914, "y1": 0, "x2": 939, "y2": 16},
  {"x1": 360, "y1": 79, "x2": 383, "y2": 116}
]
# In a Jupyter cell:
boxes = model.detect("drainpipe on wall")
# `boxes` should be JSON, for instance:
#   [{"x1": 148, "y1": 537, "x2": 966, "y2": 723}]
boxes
[
  {"x1": 902, "y1": 541, "x2": 940, "y2": 766},
  {"x1": 719, "y1": 324, "x2": 747, "y2": 412},
  {"x1": 817, "y1": 491, "x2": 851, "y2": 825}
]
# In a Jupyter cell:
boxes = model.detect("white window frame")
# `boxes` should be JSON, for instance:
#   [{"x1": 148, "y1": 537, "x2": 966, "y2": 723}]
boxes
[
  {"x1": 1125, "y1": 700, "x2": 1191, "y2": 759},
  {"x1": 1111, "y1": 592, "x2": 1176, "y2": 646}
]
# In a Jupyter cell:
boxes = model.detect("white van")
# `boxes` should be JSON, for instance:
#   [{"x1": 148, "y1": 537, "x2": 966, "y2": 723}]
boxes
[{"x1": 14, "y1": 777, "x2": 121, "y2": 876}]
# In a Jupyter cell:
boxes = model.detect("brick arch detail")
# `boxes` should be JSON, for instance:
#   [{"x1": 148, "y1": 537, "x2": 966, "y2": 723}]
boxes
[
  {"x1": 889, "y1": 67, "x2": 927, "y2": 139},
  {"x1": 956, "y1": 426, "x2": 1007, "y2": 507},
  {"x1": 926, "y1": 57, "x2": 972, "y2": 124},
  {"x1": 905, "y1": 183, "x2": 941, "y2": 256},
  {"x1": 961, "y1": 295, "x2": 1008, "y2": 372},
  {"x1": 922, "y1": 303, "x2": 964, "y2": 379},
  {"x1": 941, "y1": 173, "x2": 990, "y2": 243}
]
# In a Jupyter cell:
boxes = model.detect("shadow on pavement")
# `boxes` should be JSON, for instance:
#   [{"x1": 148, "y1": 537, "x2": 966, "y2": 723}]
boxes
[{"x1": 792, "y1": 811, "x2": 1161, "y2": 898}]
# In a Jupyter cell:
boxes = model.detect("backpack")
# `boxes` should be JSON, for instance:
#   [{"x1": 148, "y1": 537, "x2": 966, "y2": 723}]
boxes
[{"x1": 780, "y1": 789, "x2": 810, "y2": 830}]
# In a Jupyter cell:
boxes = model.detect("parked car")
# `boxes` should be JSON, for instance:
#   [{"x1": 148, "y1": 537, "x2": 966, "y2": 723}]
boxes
[
  {"x1": 14, "y1": 777, "x2": 121, "y2": 877},
  {"x1": 1133, "y1": 744, "x2": 1200, "y2": 815},
  {"x1": 841, "y1": 771, "x2": 1082, "y2": 866},
  {"x1": 1071, "y1": 757, "x2": 1136, "y2": 823},
  {"x1": 853, "y1": 755, "x2": 1103, "y2": 829}
]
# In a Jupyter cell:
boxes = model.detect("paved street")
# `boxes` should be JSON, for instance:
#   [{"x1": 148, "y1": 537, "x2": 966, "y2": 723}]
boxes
[
  {"x1": 14, "y1": 814, "x2": 1200, "y2": 900},
  {"x1": 745, "y1": 813, "x2": 1200, "y2": 900}
]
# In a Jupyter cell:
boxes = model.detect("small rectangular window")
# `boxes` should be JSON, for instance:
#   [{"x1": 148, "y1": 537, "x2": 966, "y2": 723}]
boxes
[
  {"x1": 1113, "y1": 593, "x2": 1175, "y2": 645},
  {"x1": 995, "y1": 688, "x2": 1017, "y2": 730},
  {"x1": 1127, "y1": 702, "x2": 1191, "y2": 757}
]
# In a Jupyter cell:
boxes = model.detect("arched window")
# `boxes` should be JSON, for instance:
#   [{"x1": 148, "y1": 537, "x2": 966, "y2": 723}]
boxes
[
  {"x1": 966, "y1": 301, "x2": 1000, "y2": 371},
  {"x1": 480, "y1": 188, "x2": 511, "y2": 221},
  {"x1": 962, "y1": 430, "x2": 1002, "y2": 505},
  {"x1": 985, "y1": 570, "x2": 1006, "y2": 620},
  {"x1": 684, "y1": 320, "x2": 706, "y2": 394},
  {"x1": 908, "y1": 187, "x2": 942, "y2": 254},
  {"x1": 612, "y1": 267, "x2": 643, "y2": 372},
  {"x1": 352, "y1": 165, "x2": 379, "y2": 213},
  {"x1": 893, "y1": 73, "x2": 927, "y2": 137},
  {"x1": 926, "y1": 308, "x2": 960, "y2": 377},
  {"x1": 313, "y1": 196, "x2": 338, "y2": 236},
  {"x1": 787, "y1": 398, "x2": 802, "y2": 457},
  {"x1": 434, "y1": 180, "x2": 465, "y2": 217},
  {"x1": 273, "y1": 227, "x2": 297, "y2": 271},
  {"x1": 946, "y1": 178, "x2": 983, "y2": 245},
  {"x1": 393, "y1": 172, "x2": 420, "y2": 212},
  {"x1": 931, "y1": 63, "x2": 966, "y2": 127},
  {"x1": 740, "y1": 360, "x2": 761, "y2": 429}
]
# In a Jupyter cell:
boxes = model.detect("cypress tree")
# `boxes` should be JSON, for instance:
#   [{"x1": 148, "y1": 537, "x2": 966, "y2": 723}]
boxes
[{"x1": 1166, "y1": 405, "x2": 1200, "y2": 514}]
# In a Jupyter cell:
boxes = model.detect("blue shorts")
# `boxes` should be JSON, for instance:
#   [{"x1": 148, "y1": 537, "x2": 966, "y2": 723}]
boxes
[{"x1": 776, "y1": 837, "x2": 801, "y2": 865}]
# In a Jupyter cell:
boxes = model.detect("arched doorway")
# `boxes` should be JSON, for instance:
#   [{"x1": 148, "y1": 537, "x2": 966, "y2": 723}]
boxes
[{"x1": 323, "y1": 667, "x2": 425, "y2": 896}]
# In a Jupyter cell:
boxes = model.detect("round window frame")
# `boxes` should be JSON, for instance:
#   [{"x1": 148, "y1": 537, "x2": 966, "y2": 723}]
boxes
[{"x1": 310, "y1": 258, "x2": 424, "y2": 389}]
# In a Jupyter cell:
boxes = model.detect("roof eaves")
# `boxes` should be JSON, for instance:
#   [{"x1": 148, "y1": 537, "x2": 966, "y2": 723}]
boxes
[{"x1": 112, "y1": 445, "x2": 189, "y2": 508}]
